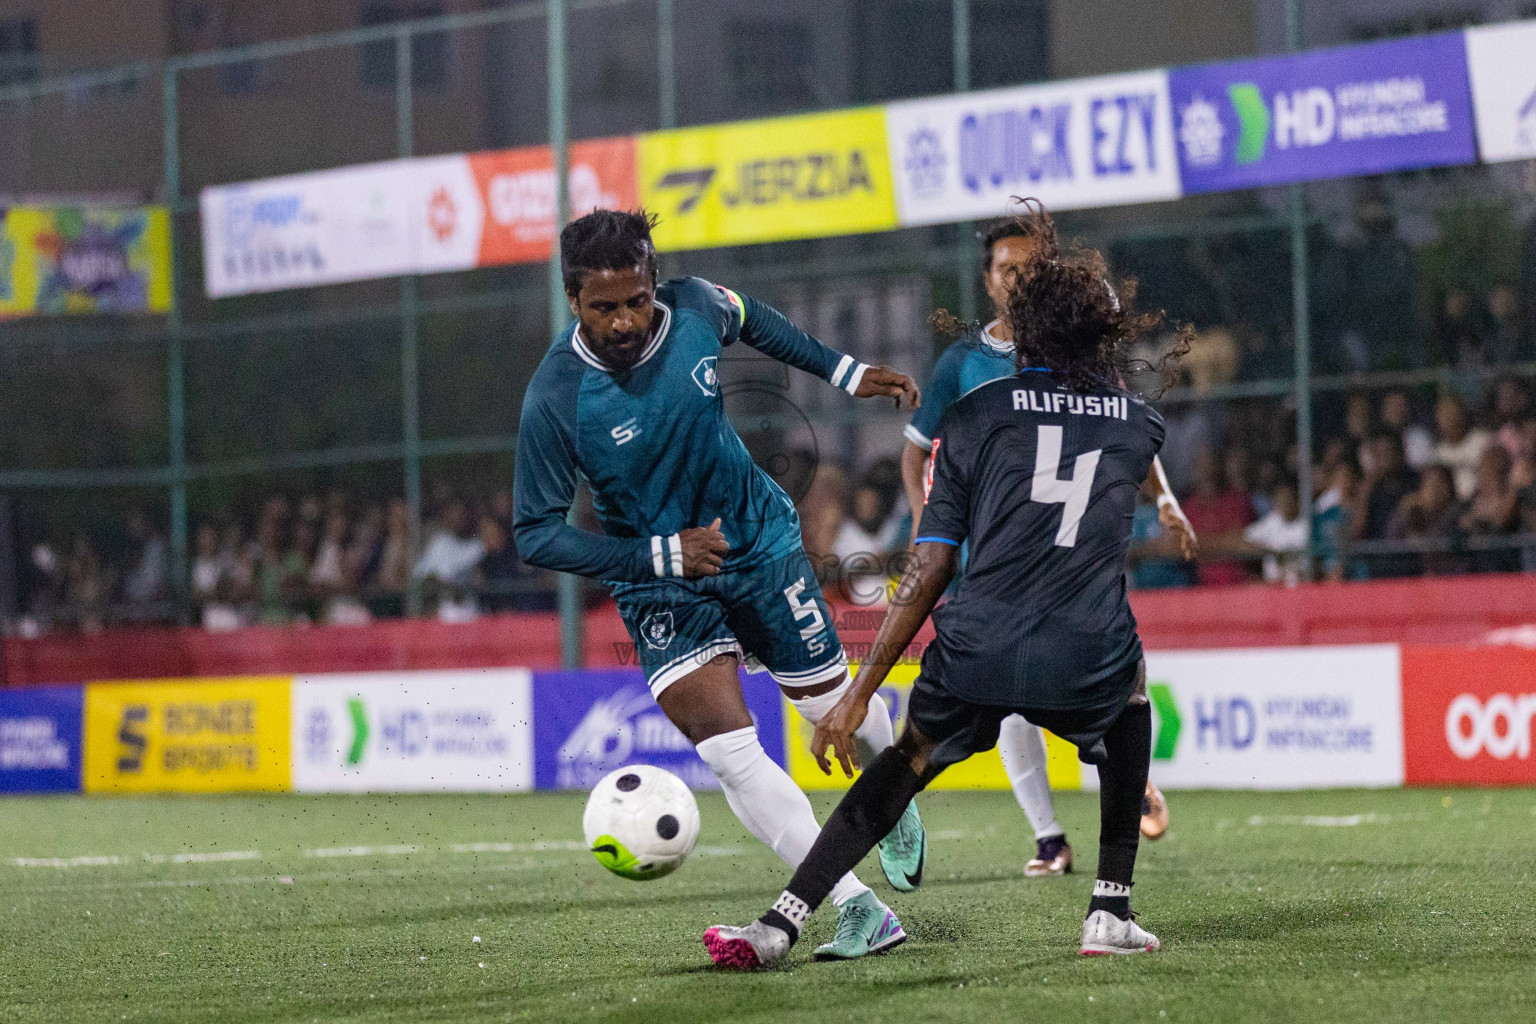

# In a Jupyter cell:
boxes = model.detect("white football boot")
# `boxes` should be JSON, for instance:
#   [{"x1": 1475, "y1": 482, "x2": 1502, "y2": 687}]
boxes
[{"x1": 1079, "y1": 910, "x2": 1160, "y2": 955}]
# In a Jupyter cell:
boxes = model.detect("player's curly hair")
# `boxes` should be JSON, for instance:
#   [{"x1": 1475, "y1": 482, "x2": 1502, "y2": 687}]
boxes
[
  {"x1": 933, "y1": 199, "x2": 1188, "y2": 395},
  {"x1": 560, "y1": 208, "x2": 660, "y2": 296}
]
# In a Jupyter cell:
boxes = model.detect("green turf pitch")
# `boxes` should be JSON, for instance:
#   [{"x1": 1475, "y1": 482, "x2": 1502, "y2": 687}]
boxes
[{"x1": 2, "y1": 789, "x2": 1533, "y2": 1023}]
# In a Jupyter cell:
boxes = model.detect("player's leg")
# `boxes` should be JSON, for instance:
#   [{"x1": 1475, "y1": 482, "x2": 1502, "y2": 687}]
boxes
[
  {"x1": 1079, "y1": 669, "x2": 1159, "y2": 955},
  {"x1": 728, "y1": 550, "x2": 925, "y2": 892},
  {"x1": 997, "y1": 713, "x2": 1074, "y2": 876},
  {"x1": 1142, "y1": 780, "x2": 1170, "y2": 840},
  {"x1": 705, "y1": 673, "x2": 1000, "y2": 969}
]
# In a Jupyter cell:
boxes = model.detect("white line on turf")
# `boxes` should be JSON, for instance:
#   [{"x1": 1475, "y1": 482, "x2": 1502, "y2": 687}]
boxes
[{"x1": 1245, "y1": 813, "x2": 1409, "y2": 827}]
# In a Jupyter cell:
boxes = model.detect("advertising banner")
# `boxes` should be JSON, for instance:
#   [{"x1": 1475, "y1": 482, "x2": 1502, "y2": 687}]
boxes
[
  {"x1": 638, "y1": 108, "x2": 899, "y2": 252},
  {"x1": 1169, "y1": 33, "x2": 1476, "y2": 193},
  {"x1": 1144, "y1": 645, "x2": 1404, "y2": 789},
  {"x1": 1465, "y1": 20, "x2": 1536, "y2": 164},
  {"x1": 885, "y1": 70, "x2": 1181, "y2": 226},
  {"x1": 531, "y1": 668, "x2": 783, "y2": 790},
  {"x1": 0, "y1": 685, "x2": 83, "y2": 794},
  {"x1": 1401, "y1": 645, "x2": 1536, "y2": 786},
  {"x1": 82, "y1": 678, "x2": 291, "y2": 794},
  {"x1": 784, "y1": 663, "x2": 1085, "y2": 792},
  {"x1": 201, "y1": 160, "x2": 414, "y2": 298},
  {"x1": 0, "y1": 206, "x2": 171, "y2": 316},
  {"x1": 291, "y1": 670, "x2": 533, "y2": 792}
]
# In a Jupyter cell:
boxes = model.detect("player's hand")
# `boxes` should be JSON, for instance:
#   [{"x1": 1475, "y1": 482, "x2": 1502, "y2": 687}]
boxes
[
  {"x1": 854, "y1": 366, "x2": 921, "y2": 410},
  {"x1": 1159, "y1": 503, "x2": 1199, "y2": 561},
  {"x1": 811, "y1": 693, "x2": 869, "y2": 779},
  {"x1": 678, "y1": 518, "x2": 728, "y2": 577}
]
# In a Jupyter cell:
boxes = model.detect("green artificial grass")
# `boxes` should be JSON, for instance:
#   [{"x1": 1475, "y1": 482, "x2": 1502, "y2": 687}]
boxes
[{"x1": 1, "y1": 788, "x2": 1532, "y2": 1023}]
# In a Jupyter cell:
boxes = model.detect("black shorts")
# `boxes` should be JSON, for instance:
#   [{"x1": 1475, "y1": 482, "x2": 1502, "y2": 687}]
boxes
[{"x1": 906, "y1": 659, "x2": 1146, "y2": 770}]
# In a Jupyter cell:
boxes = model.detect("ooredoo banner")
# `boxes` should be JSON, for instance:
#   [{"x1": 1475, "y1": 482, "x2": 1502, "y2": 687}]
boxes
[
  {"x1": 291, "y1": 670, "x2": 533, "y2": 792},
  {"x1": 201, "y1": 138, "x2": 636, "y2": 297},
  {"x1": 531, "y1": 668, "x2": 783, "y2": 790},
  {"x1": 884, "y1": 69, "x2": 1181, "y2": 226},
  {"x1": 1401, "y1": 645, "x2": 1536, "y2": 786},
  {"x1": 1169, "y1": 32, "x2": 1477, "y2": 193},
  {"x1": 0, "y1": 685, "x2": 83, "y2": 793},
  {"x1": 1464, "y1": 20, "x2": 1536, "y2": 164},
  {"x1": 1144, "y1": 645, "x2": 1404, "y2": 790}
]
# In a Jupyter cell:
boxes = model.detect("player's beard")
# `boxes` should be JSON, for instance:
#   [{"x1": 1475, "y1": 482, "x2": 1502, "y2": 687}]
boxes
[{"x1": 591, "y1": 326, "x2": 652, "y2": 371}]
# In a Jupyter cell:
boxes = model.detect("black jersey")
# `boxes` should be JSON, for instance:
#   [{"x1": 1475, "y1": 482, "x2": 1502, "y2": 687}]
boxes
[{"x1": 915, "y1": 369, "x2": 1164, "y2": 710}]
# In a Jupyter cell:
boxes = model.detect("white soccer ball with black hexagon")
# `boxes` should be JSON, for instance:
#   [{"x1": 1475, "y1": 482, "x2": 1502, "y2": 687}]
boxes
[{"x1": 582, "y1": 765, "x2": 700, "y2": 880}]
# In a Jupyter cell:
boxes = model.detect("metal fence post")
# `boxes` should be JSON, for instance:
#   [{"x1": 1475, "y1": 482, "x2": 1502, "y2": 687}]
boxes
[
  {"x1": 1287, "y1": 0, "x2": 1315, "y2": 581},
  {"x1": 953, "y1": 0, "x2": 978, "y2": 325},
  {"x1": 549, "y1": 0, "x2": 583, "y2": 668},
  {"x1": 398, "y1": 28, "x2": 425, "y2": 617},
  {"x1": 658, "y1": 0, "x2": 676, "y2": 129},
  {"x1": 162, "y1": 63, "x2": 190, "y2": 623}
]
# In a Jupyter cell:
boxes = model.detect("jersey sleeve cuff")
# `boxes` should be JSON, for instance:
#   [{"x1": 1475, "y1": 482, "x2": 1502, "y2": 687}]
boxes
[
  {"x1": 829, "y1": 354, "x2": 870, "y2": 394},
  {"x1": 651, "y1": 534, "x2": 685, "y2": 578},
  {"x1": 913, "y1": 535, "x2": 962, "y2": 546},
  {"x1": 903, "y1": 423, "x2": 932, "y2": 449}
]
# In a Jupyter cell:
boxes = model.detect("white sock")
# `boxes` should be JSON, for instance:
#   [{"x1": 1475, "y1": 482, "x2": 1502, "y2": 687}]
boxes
[
  {"x1": 787, "y1": 674, "x2": 896, "y2": 765},
  {"x1": 694, "y1": 726, "x2": 870, "y2": 907},
  {"x1": 998, "y1": 714, "x2": 1064, "y2": 840}
]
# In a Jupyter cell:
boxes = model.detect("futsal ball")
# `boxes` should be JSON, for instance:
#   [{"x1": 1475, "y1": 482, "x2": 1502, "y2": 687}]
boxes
[{"x1": 582, "y1": 765, "x2": 701, "y2": 880}]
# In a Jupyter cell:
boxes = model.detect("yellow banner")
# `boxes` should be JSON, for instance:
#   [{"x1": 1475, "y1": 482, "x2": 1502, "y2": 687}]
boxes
[
  {"x1": 784, "y1": 663, "x2": 1083, "y2": 791},
  {"x1": 638, "y1": 108, "x2": 899, "y2": 252},
  {"x1": 83, "y1": 678, "x2": 291, "y2": 794},
  {"x1": 0, "y1": 206, "x2": 171, "y2": 317}
]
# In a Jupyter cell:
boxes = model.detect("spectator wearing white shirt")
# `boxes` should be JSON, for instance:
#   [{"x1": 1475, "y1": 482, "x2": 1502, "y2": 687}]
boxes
[
  {"x1": 832, "y1": 479, "x2": 902, "y2": 603},
  {"x1": 1380, "y1": 390, "x2": 1432, "y2": 470},
  {"x1": 1241, "y1": 482, "x2": 1309, "y2": 585},
  {"x1": 1429, "y1": 394, "x2": 1490, "y2": 500},
  {"x1": 413, "y1": 500, "x2": 484, "y2": 620}
]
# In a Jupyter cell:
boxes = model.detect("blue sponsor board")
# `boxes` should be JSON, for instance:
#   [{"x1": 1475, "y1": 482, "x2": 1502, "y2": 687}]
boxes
[
  {"x1": 0, "y1": 685, "x2": 84, "y2": 794},
  {"x1": 531, "y1": 669, "x2": 784, "y2": 790},
  {"x1": 1169, "y1": 32, "x2": 1476, "y2": 193}
]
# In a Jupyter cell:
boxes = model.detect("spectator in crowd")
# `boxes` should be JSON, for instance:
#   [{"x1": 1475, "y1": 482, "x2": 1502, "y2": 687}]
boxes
[
  {"x1": 1128, "y1": 487, "x2": 1193, "y2": 589},
  {"x1": 1459, "y1": 445, "x2": 1520, "y2": 573},
  {"x1": 65, "y1": 534, "x2": 109, "y2": 633},
  {"x1": 1490, "y1": 377, "x2": 1531, "y2": 459},
  {"x1": 373, "y1": 498, "x2": 413, "y2": 614},
  {"x1": 23, "y1": 540, "x2": 65, "y2": 632},
  {"x1": 191, "y1": 524, "x2": 242, "y2": 630},
  {"x1": 1386, "y1": 464, "x2": 1463, "y2": 576},
  {"x1": 344, "y1": 504, "x2": 385, "y2": 595},
  {"x1": 255, "y1": 515, "x2": 291, "y2": 625},
  {"x1": 1434, "y1": 287, "x2": 1486, "y2": 371},
  {"x1": 798, "y1": 463, "x2": 847, "y2": 581},
  {"x1": 1183, "y1": 326, "x2": 1239, "y2": 394},
  {"x1": 413, "y1": 499, "x2": 484, "y2": 620},
  {"x1": 1429, "y1": 394, "x2": 1490, "y2": 500},
  {"x1": 308, "y1": 510, "x2": 349, "y2": 597},
  {"x1": 1380, "y1": 389, "x2": 1432, "y2": 470},
  {"x1": 833, "y1": 473, "x2": 902, "y2": 602},
  {"x1": 1487, "y1": 285, "x2": 1523, "y2": 367},
  {"x1": 1312, "y1": 461, "x2": 1356, "y2": 582},
  {"x1": 1350, "y1": 431, "x2": 1417, "y2": 577},
  {"x1": 1239, "y1": 481, "x2": 1308, "y2": 585},
  {"x1": 1313, "y1": 185, "x2": 1418, "y2": 372},
  {"x1": 122, "y1": 510, "x2": 168, "y2": 610},
  {"x1": 1182, "y1": 449, "x2": 1254, "y2": 586},
  {"x1": 477, "y1": 513, "x2": 555, "y2": 613},
  {"x1": 1157, "y1": 402, "x2": 1217, "y2": 497}
]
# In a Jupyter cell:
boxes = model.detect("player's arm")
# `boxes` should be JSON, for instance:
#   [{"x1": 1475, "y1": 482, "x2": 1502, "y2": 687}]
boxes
[
  {"x1": 733, "y1": 290, "x2": 920, "y2": 408},
  {"x1": 1144, "y1": 456, "x2": 1197, "y2": 560},
  {"x1": 900, "y1": 441, "x2": 930, "y2": 541},
  {"x1": 897, "y1": 346, "x2": 961, "y2": 540},
  {"x1": 812, "y1": 538, "x2": 958, "y2": 778},
  {"x1": 512, "y1": 388, "x2": 727, "y2": 581}
]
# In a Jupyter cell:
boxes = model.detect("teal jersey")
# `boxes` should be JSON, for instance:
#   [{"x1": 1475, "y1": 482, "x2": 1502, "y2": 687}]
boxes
[
  {"x1": 904, "y1": 320, "x2": 1016, "y2": 450},
  {"x1": 513, "y1": 277, "x2": 869, "y2": 586}
]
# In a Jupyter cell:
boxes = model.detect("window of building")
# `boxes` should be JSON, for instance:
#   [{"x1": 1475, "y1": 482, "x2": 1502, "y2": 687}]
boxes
[
  {"x1": 360, "y1": 2, "x2": 448, "y2": 91},
  {"x1": 0, "y1": 18, "x2": 37, "y2": 87}
]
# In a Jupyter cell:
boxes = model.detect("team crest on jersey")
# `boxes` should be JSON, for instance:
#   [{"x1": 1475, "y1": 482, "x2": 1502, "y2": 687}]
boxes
[
  {"x1": 640, "y1": 611, "x2": 675, "y2": 650},
  {"x1": 691, "y1": 357, "x2": 719, "y2": 396}
]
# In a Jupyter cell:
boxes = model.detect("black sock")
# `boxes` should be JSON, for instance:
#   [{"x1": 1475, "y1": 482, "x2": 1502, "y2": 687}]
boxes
[
  {"x1": 1089, "y1": 700, "x2": 1152, "y2": 920},
  {"x1": 756, "y1": 748, "x2": 928, "y2": 943}
]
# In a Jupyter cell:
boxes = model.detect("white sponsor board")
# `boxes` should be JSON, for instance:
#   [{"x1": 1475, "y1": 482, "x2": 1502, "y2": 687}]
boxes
[
  {"x1": 1465, "y1": 20, "x2": 1536, "y2": 164},
  {"x1": 200, "y1": 160, "x2": 415, "y2": 298},
  {"x1": 292, "y1": 670, "x2": 533, "y2": 792},
  {"x1": 885, "y1": 69, "x2": 1181, "y2": 226},
  {"x1": 1144, "y1": 645, "x2": 1404, "y2": 790}
]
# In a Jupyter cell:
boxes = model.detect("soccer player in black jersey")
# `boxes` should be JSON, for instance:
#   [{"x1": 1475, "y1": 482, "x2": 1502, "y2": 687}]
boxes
[{"x1": 705, "y1": 217, "x2": 1190, "y2": 968}]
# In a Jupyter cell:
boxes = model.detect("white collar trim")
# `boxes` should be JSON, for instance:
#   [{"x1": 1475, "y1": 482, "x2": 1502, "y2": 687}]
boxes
[
  {"x1": 980, "y1": 319, "x2": 1014, "y2": 353},
  {"x1": 571, "y1": 300, "x2": 674, "y2": 372}
]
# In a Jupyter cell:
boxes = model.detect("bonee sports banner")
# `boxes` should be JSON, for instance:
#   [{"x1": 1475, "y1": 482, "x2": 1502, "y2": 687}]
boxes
[
  {"x1": 1169, "y1": 32, "x2": 1477, "y2": 193},
  {"x1": 885, "y1": 69, "x2": 1181, "y2": 226}
]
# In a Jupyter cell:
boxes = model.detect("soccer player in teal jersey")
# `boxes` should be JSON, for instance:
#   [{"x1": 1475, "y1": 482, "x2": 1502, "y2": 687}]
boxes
[
  {"x1": 897, "y1": 213, "x2": 1191, "y2": 875},
  {"x1": 514, "y1": 209, "x2": 925, "y2": 959}
]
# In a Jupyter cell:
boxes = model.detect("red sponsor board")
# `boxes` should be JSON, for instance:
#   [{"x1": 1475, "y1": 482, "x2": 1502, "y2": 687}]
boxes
[
  {"x1": 1401, "y1": 645, "x2": 1536, "y2": 785},
  {"x1": 468, "y1": 137, "x2": 636, "y2": 266}
]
